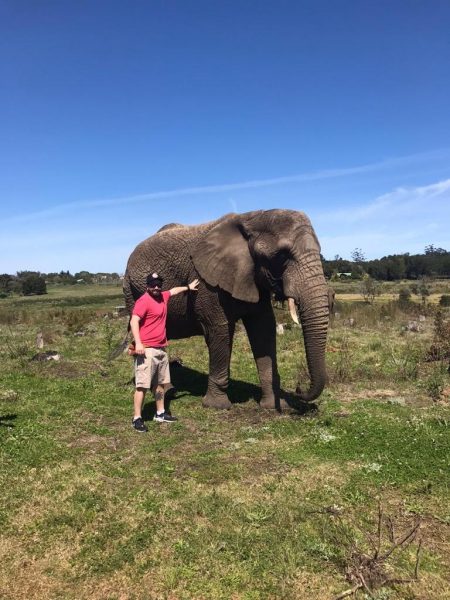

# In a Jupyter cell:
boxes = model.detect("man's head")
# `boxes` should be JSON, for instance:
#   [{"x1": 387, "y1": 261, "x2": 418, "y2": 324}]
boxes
[{"x1": 146, "y1": 272, "x2": 163, "y2": 298}]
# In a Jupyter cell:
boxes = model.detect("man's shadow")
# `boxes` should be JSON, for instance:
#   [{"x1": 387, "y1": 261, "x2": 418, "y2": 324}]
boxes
[{"x1": 142, "y1": 363, "x2": 316, "y2": 419}]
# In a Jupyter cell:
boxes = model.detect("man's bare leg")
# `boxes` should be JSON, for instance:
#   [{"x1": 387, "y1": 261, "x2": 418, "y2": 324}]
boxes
[
  {"x1": 133, "y1": 387, "x2": 147, "y2": 419},
  {"x1": 154, "y1": 385, "x2": 165, "y2": 414},
  {"x1": 153, "y1": 384, "x2": 178, "y2": 422}
]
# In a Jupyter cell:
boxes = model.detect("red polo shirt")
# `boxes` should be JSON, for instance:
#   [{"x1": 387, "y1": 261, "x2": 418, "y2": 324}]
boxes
[{"x1": 132, "y1": 291, "x2": 171, "y2": 347}]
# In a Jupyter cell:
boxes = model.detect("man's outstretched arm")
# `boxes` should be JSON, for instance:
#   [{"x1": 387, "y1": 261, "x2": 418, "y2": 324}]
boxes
[{"x1": 169, "y1": 278, "x2": 199, "y2": 297}]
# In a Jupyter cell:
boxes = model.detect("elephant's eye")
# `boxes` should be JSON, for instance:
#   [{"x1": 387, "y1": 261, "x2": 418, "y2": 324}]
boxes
[{"x1": 276, "y1": 249, "x2": 290, "y2": 264}]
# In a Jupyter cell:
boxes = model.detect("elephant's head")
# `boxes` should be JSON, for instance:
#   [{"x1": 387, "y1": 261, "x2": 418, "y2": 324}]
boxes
[{"x1": 192, "y1": 209, "x2": 329, "y2": 402}]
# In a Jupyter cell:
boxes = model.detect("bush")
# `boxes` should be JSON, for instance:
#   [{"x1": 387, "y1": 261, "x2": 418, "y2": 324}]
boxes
[
  {"x1": 398, "y1": 288, "x2": 411, "y2": 305},
  {"x1": 439, "y1": 294, "x2": 450, "y2": 307},
  {"x1": 359, "y1": 274, "x2": 380, "y2": 304},
  {"x1": 22, "y1": 275, "x2": 47, "y2": 296}
]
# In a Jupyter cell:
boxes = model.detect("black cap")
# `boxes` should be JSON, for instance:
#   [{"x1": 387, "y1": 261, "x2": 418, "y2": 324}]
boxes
[{"x1": 146, "y1": 272, "x2": 163, "y2": 287}]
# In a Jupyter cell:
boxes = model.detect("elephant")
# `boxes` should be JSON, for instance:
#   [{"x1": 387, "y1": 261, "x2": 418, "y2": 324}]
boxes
[{"x1": 123, "y1": 209, "x2": 330, "y2": 410}]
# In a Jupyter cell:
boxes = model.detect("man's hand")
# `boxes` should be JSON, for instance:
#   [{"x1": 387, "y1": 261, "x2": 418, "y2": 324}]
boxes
[
  {"x1": 169, "y1": 279, "x2": 200, "y2": 297},
  {"x1": 135, "y1": 342, "x2": 145, "y2": 355}
]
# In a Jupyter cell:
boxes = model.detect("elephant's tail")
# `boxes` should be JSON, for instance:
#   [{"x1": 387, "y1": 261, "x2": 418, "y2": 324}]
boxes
[
  {"x1": 107, "y1": 273, "x2": 134, "y2": 361},
  {"x1": 107, "y1": 318, "x2": 131, "y2": 361}
]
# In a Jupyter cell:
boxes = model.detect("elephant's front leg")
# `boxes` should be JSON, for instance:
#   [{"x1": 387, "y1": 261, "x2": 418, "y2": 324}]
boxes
[
  {"x1": 242, "y1": 307, "x2": 284, "y2": 410},
  {"x1": 202, "y1": 323, "x2": 235, "y2": 410}
]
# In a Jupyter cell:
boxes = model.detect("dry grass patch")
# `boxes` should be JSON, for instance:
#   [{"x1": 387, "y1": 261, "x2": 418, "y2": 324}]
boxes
[{"x1": 293, "y1": 569, "x2": 345, "y2": 599}]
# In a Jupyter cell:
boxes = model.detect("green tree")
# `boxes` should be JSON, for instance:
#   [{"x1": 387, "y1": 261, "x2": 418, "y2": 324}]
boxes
[
  {"x1": 351, "y1": 248, "x2": 366, "y2": 263},
  {"x1": 0, "y1": 274, "x2": 13, "y2": 294},
  {"x1": 359, "y1": 274, "x2": 380, "y2": 304},
  {"x1": 22, "y1": 274, "x2": 47, "y2": 296}
]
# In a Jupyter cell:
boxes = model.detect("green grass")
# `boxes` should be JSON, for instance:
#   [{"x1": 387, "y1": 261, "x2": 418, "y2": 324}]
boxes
[{"x1": 0, "y1": 292, "x2": 449, "y2": 599}]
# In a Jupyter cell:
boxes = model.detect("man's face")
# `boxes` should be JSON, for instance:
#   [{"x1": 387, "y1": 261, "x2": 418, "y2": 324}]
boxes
[{"x1": 147, "y1": 283, "x2": 162, "y2": 298}]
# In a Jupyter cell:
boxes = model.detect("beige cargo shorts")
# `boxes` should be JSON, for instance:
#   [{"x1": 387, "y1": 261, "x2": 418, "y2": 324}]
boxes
[{"x1": 135, "y1": 347, "x2": 170, "y2": 389}]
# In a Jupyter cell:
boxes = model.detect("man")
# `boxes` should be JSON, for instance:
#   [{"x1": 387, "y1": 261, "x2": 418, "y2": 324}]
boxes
[{"x1": 130, "y1": 271, "x2": 199, "y2": 432}]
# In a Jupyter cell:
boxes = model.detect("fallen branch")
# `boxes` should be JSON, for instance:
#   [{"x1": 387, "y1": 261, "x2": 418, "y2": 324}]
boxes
[
  {"x1": 331, "y1": 503, "x2": 423, "y2": 600},
  {"x1": 334, "y1": 583, "x2": 362, "y2": 599}
]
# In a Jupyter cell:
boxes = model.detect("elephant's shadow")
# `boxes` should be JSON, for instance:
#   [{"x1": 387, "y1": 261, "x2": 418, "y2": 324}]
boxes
[{"x1": 142, "y1": 363, "x2": 317, "y2": 419}]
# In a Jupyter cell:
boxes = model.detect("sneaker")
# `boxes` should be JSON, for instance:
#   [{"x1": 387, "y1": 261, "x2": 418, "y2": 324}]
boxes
[
  {"x1": 153, "y1": 412, "x2": 178, "y2": 423},
  {"x1": 132, "y1": 417, "x2": 148, "y2": 432}
]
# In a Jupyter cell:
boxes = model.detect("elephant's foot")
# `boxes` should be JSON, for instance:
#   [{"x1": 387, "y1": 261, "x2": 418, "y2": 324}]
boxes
[
  {"x1": 259, "y1": 395, "x2": 293, "y2": 411},
  {"x1": 202, "y1": 393, "x2": 232, "y2": 410}
]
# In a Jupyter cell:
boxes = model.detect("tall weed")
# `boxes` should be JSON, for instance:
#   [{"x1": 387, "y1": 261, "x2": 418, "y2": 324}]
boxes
[
  {"x1": 382, "y1": 342, "x2": 422, "y2": 381},
  {"x1": 421, "y1": 363, "x2": 448, "y2": 400},
  {"x1": 328, "y1": 333, "x2": 354, "y2": 383}
]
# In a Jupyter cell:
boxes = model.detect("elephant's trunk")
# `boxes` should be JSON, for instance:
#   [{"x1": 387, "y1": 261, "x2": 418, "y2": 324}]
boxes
[{"x1": 284, "y1": 254, "x2": 329, "y2": 402}]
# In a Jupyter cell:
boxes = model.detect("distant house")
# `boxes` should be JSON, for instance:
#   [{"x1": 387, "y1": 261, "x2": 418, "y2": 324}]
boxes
[{"x1": 337, "y1": 272, "x2": 352, "y2": 278}]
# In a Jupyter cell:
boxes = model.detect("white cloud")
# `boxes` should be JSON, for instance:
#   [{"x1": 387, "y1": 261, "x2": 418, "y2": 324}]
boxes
[
  {"x1": 5, "y1": 148, "x2": 450, "y2": 225},
  {"x1": 228, "y1": 198, "x2": 238, "y2": 212},
  {"x1": 315, "y1": 178, "x2": 450, "y2": 226},
  {"x1": 317, "y1": 178, "x2": 450, "y2": 259}
]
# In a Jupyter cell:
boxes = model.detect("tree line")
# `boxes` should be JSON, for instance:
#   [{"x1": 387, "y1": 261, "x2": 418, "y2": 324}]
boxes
[
  {"x1": 0, "y1": 270, "x2": 122, "y2": 297},
  {"x1": 322, "y1": 245, "x2": 450, "y2": 281},
  {"x1": 1, "y1": 246, "x2": 449, "y2": 298}
]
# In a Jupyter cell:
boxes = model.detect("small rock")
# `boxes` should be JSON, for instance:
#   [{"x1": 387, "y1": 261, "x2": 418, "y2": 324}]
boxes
[
  {"x1": 244, "y1": 437, "x2": 258, "y2": 444},
  {"x1": 333, "y1": 410, "x2": 351, "y2": 418},
  {"x1": 0, "y1": 389, "x2": 19, "y2": 402},
  {"x1": 407, "y1": 321, "x2": 420, "y2": 332},
  {"x1": 36, "y1": 332, "x2": 44, "y2": 349},
  {"x1": 387, "y1": 397, "x2": 406, "y2": 406},
  {"x1": 419, "y1": 315, "x2": 426, "y2": 322},
  {"x1": 276, "y1": 324, "x2": 284, "y2": 335},
  {"x1": 30, "y1": 351, "x2": 61, "y2": 362}
]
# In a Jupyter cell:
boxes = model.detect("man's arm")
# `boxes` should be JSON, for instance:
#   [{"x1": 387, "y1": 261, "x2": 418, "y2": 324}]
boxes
[
  {"x1": 130, "y1": 314, "x2": 145, "y2": 355},
  {"x1": 169, "y1": 278, "x2": 199, "y2": 297}
]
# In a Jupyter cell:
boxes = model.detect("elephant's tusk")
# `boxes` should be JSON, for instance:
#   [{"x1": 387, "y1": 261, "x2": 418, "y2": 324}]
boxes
[{"x1": 288, "y1": 297, "x2": 299, "y2": 325}]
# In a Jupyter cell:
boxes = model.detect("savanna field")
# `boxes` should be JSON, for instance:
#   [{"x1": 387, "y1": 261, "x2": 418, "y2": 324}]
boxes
[{"x1": 1, "y1": 283, "x2": 449, "y2": 600}]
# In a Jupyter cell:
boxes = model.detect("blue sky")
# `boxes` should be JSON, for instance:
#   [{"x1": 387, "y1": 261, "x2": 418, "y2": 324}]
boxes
[{"x1": 1, "y1": 1, "x2": 450, "y2": 274}]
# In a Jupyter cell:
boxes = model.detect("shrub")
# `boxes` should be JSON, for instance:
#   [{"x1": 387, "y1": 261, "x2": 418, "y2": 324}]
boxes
[
  {"x1": 22, "y1": 275, "x2": 47, "y2": 296},
  {"x1": 422, "y1": 364, "x2": 447, "y2": 400},
  {"x1": 398, "y1": 287, "x2": 411, "y2": 306},
  {"x1": 359, "y1": 274, "x2": 380, "y2": 304},
  {"x1": 63, "y1": 309, "x2": 96, "y2": 333},
  {"x1": 439, "y1": 294, "x2": 450, "y2": 307}
]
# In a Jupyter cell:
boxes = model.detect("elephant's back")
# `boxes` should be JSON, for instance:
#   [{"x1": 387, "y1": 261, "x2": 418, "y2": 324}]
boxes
[
  {"x1": 126, "y1": 225, "x2": 201, "y2": 275},
  {"x1": 123, "y1": 222, "x2": 210, "y2": 308}
]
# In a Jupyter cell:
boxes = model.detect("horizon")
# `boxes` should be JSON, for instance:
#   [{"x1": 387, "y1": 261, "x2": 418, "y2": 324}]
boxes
[
  {"x1": 1, "y1": 2, "x2": 450, "y2": 272},
  {"x1": 6, "y1": 242, "x2": 449, "y2": 279}
]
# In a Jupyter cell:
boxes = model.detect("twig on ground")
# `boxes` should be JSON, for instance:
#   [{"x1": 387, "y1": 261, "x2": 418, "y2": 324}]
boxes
[
  {"x1": 378, "y1": 519, "x2": 421, "y2": 561},
  {"x1": 332, "y1": 503, "x2": 423, "y2": 600},
  {"x1": 334, "y1": 583, "x2": 362, "y2": 599}
]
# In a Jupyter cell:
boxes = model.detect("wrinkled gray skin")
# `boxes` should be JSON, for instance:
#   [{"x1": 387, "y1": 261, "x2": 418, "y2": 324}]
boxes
[{"x1": 123, "y1": 209, "x2": 329, "y2": 410}]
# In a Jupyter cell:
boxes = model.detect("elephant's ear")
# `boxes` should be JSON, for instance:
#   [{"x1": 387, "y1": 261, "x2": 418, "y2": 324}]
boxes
[{"x1": 192, "y1": 215, "x2": 259, "y2": 303}]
